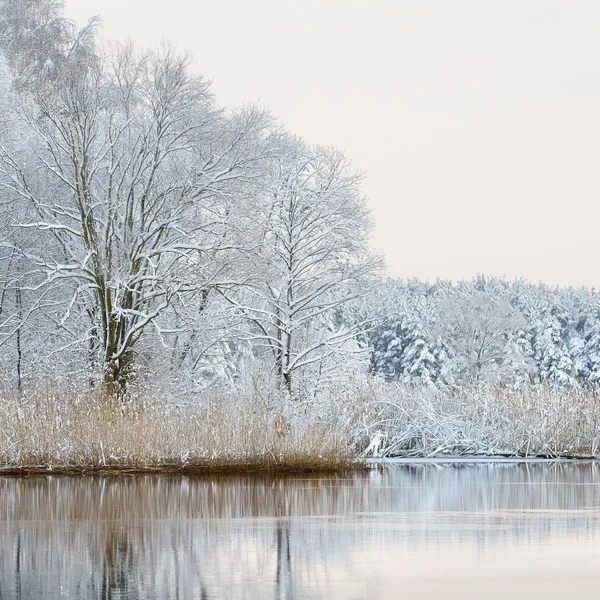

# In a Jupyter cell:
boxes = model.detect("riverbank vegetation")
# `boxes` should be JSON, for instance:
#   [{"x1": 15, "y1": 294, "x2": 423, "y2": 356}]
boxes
[
  {"x1": 1, "y1": 380, "x2": 599, "y2": 473},
  {"x1": 360, "y1": 381, "x2": 600, "y2": 458},
  {"x1": 0, "y1": 383, "x2": 358, "y2": 475}
]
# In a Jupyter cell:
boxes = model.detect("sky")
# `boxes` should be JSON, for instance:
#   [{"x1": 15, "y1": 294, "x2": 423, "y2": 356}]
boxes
[{"x1": 65, "y1": 0, "x2": 600, "y2": 288}]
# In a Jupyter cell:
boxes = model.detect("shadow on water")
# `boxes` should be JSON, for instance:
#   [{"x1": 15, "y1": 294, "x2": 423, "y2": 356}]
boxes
[{"x1": 1, "y1": 463, "x2": 600, "y2": 599}]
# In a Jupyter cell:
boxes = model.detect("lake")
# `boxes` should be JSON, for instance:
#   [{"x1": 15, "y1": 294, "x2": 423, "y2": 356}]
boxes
[{"x1": 1, "y1": 461, "x2": 600, "y2": 598}]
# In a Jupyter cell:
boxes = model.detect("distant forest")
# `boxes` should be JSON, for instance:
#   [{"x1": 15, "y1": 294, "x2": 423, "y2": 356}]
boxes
[{"x1": 361, "y1": 276, "x2": 600, "y2": 386}]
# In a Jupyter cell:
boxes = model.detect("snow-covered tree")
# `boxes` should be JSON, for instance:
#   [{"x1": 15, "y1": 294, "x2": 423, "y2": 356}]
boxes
[
  {"x1": 529, "y1": 291, "x2": 575, "y2": 385},
  {"x1": 224, "y1": 136, "x2": 379, "y2": 395},
  {"x1": 435, "y1": 291, "x2": 527, "y2": 382},
  {"x1": 0, "y1": 42, "x2": 271, "y2": 394},
  {"x1": 0, "y1": 0, "x2": 98, "y2": 88}
]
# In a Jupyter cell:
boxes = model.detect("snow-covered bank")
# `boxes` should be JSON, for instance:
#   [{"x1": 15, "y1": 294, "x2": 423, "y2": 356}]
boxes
[
  {"x1": 369, "y1": 457, "x2": 599, "y2": 464},
  {"x1": 359, "y1": 381, "x2": 600, "y2": 459}
]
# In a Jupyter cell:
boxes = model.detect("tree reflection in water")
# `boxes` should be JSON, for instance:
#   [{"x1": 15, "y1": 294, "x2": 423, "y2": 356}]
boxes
[
  {"x1": 1, "y1": 463, "x2": 600, "y2": 599},
  {"x1": 275, "y1": 522, "x2": 292, "y2": 600}
]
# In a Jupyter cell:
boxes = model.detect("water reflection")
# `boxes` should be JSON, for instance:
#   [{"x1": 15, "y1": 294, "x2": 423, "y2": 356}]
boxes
[{"x1": 1, "y1": 463, "x2": 600, "y2": 598}]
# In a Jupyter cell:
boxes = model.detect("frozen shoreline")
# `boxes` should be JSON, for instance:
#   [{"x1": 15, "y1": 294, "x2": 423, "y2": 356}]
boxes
[{"x1": 369, "y1": 455, "x2": 600, "y2": 464}]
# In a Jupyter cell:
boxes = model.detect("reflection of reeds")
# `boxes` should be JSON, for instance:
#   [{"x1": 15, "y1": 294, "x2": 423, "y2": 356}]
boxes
[
  {"x1": 0, "y1": 388, "x2": 358, "y2": 474},
  {"x1": 2, "y1": 463, "x2": 599, "y2": 521}
]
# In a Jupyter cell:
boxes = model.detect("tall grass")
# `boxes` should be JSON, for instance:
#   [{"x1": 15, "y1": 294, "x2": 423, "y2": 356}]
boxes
[
  {"x1": 0, "y1": 385, "x2": 357, "y2": 474},
  {"x1": 359, "y1": 381, "x2": 600, "y2": 458},
  {"x1": 1, "y1": 379, "x2": 599, "y2": 472}
]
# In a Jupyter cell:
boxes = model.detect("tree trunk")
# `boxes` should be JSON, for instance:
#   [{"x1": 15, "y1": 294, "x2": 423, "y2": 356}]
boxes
[
  {"x1": 103, "y1": 352, "x2": 132, "y2": 399},
  {"x1": 15, "y1": 286, "x2": 22, "y2": 393}
]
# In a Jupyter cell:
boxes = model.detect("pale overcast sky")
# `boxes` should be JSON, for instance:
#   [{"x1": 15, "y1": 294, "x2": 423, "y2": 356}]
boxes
[{"x1": 65, "y1": 1, "x2": 600, "y2": 288}]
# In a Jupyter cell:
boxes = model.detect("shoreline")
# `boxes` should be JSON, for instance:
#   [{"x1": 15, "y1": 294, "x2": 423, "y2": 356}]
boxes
[
  {"x1": 2, "y1": 454, "x2": 599, "y2": 477},
  {"x1": 369, "y1": 455, "x2": 600, "y2": 464},
  {"x1": 0, "y1": 457, "x2": 364, "y2": 478}
]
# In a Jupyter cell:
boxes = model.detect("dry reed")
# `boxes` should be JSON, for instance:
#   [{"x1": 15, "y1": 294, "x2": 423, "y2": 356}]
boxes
[
  {"x1": 0, "y1": 385, "x2": 358, "y2": 475},
  {"x1": 2, "y1": 380, "x2": 600, "y2": 472}
]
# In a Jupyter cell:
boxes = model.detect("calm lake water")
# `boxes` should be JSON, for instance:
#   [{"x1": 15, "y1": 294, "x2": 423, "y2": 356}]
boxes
[{"x1": 1, "y1": 462, "x2": 600, "y2": 599}]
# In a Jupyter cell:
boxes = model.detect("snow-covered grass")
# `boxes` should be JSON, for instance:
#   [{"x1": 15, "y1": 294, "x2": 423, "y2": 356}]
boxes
[
  {"x1": 2, "y1": 379, "x2": 599, "y2": 473},
  {"x1": 359, "y1": 380, "x2": 600, "y2": 458},
  {"x1": 0, "y1": 385, "x2": 357, "y2": 474}
]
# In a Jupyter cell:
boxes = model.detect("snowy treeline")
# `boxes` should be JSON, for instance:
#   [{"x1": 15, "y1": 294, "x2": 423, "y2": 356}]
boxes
[
  {"x1": 361, "y1": 276, "x2": 600, "y2": 386},
  {"x1": 1, "y1": 2, "x2": 598, "y2": 407},
  {"x1": 0, "y1": 1, "x2": 378, "y2": 398}
]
